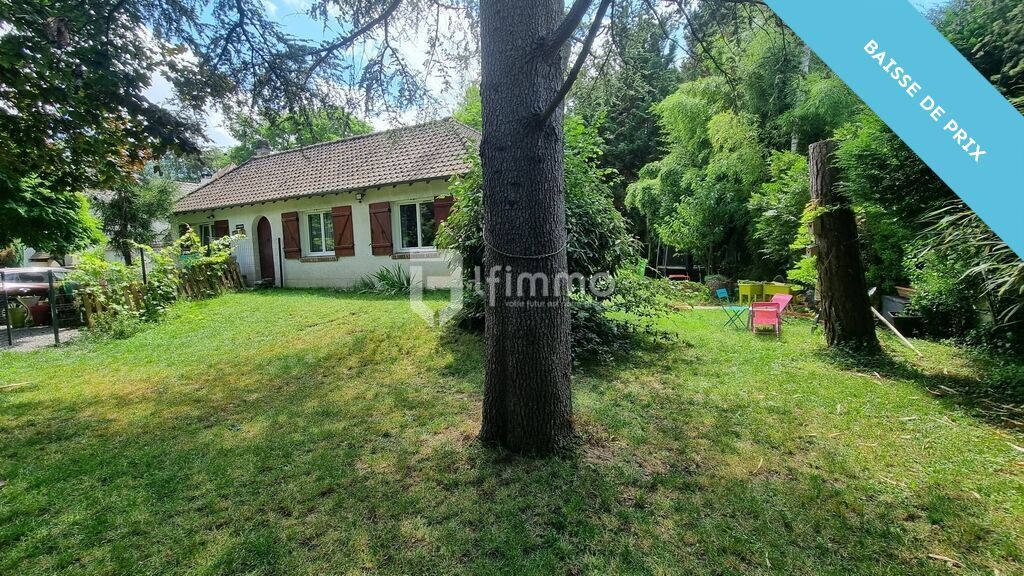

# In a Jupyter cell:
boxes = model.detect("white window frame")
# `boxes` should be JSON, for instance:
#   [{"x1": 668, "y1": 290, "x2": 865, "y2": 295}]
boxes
[
  {"x1": 302, "y1": 210, "x2": 335, "y2": 256},
  {"x1": 395, "y1": 199, "x2": 437, "y2": 252},
  {"x1": 197, "y1": 223, "x2": 215, "y2": 246}
]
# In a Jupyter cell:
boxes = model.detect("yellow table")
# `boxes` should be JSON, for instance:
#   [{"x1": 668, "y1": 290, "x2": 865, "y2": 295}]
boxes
[
  {"x1": 737, "y1": 283, "x2": 763, "y2": 305},
  {"x1": 763, "y1": 282, "x2": 792, "y2": 298}
]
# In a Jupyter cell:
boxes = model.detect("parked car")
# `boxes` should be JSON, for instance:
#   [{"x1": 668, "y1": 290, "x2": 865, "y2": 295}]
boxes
[{"x1": 1, "y1": 267, "x2": 70, "y2": 326}]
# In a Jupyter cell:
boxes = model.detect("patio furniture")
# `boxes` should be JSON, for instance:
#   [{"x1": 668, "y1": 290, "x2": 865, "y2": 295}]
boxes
[
  {"x1": 737, "y1": 282, "x2": 763, "y2": 305},
  {"x1": 762, "y1": 282, "x2": 791, "y2": 299},
  {"x1": 770, "y1": 293, "x2": 793, "y2": 316},
  {"x1": 715, "y1": 288, "x2": 748, "y2": 328},
  {"x1": 750, "y1": 301, "x2": 782, "y2": 337}
]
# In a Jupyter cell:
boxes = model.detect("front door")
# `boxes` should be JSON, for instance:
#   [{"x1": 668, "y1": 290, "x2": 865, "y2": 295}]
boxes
[{"x1": 257, "y1": 217, "x2": 275, "y2": 284}]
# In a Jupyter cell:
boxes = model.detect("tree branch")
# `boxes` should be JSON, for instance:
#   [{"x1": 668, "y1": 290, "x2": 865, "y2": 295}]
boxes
[
  {"x1": 538, "y1": 0, "x2": 612, "y2": 126},
  {"x1": 670, "y1": 0, "x2": 740, "y2": 97},
  {"x1": 544, "y1": 0, "x2": 596, "y2": 58},
  {"x1": 303, "y1": 0, "x2": 403, "y2": 84}
]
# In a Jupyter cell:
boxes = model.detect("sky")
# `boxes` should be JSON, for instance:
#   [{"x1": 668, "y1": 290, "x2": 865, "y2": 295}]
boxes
[{"x1": 144, "y1": 0, "x2": 952, "y2": 149}]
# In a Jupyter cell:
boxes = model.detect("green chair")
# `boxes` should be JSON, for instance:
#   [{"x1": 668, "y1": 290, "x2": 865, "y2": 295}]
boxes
[{"x1": 737, "y1": 282, "x2": 762, "y2": 305}]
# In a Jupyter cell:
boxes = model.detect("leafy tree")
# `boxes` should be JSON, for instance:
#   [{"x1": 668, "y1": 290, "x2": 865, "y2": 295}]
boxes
[
  {"x1": 452, "y1": 85, "x2": 482, "y2": 130},
  {"x1": 149, "y1": 149, "x2": 233, "y2": 182},
  {"x1": 627, "y1": 77, "x2": 768, "y2": 277},
  {"x1": 0, "y1": 175, "x2": 102, "y2": 255},
  {"x1": 438, "y1": 114, "x2": 634, "y2": 279},
  {"x1": 941, "y1": 0, "x2": 1024, "y2": 109},
  {"x1": 748, "y1": 151, "x2": 809, "y2": 272},
  {"x1": 224, "y1": 107, "x2": 373, "y2": 164},
  {"x1": 93, "y1": 178, "x2": 179, "y2": 265},
  {"x1": 571, "y1": 14, "x2": 680, "y2": 188},
  {"x1": 0, "y1": 0, "x2": 221, "y2": 253}
]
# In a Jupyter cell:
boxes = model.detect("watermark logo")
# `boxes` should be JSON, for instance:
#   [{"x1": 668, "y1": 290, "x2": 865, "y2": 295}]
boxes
[
  {"x1": 409, "y1": 255, "x2": 616, "y2": 327},
  {"x1": 409, "y1": 256, "x2": 464, "y2": 327}
]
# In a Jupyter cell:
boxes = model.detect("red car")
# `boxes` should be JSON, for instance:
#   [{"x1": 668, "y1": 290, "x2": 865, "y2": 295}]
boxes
[{"x1": 1, "y1": 267, "x2": 69, "y2": 326}]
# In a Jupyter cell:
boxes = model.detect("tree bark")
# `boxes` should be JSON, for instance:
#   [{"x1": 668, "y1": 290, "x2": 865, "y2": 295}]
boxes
[
  {"x1": 478, "y1": 0, "x2": 574, "y2": 454},
  {"x1": 809, "y1": 140, "x2": 880, "y2": 352},
  {"x1": 119, "y1": 240, "x2": 134, "y2": 266}
]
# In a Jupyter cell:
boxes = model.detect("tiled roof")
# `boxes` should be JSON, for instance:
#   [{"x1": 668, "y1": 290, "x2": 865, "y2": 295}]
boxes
[
  {"x1": 89, "y1": 180, "x2": 202, "y2": 204},
  {"x1": 173, "y1": 118, "x2": 479, "y2": 213},
  {"x1": 173, "y1": 181, "x2": 202, "y2": 200}
]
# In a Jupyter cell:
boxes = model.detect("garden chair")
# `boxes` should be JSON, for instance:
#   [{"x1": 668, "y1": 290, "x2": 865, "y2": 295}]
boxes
[
  {"x1": 750, "y1": 301, "x2": 782, "y2": 338},
  {"x1": 769, "y1": 293, "x2": 793, "y2": 317},
  {"x1": 715, "y1": 288, "x2": 748, "y2": 328}
]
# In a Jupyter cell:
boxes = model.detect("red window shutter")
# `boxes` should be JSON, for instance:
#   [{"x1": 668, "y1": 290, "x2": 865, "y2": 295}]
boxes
[
  {"x1": 332, "y1": 205, "x2": 355, "y2": 257},
  {"x1": 433, "y1": 195, "x2": 455, "y2": 229},
  {"x1": 281, "y1": 212, "x2": 301, "y2": 259},
  {"x1": 369, "y1": 202, "x2": 393, "y2": 256},
  {"x1": 213, "y1": 219, "x2": 230, "y2": 238}
]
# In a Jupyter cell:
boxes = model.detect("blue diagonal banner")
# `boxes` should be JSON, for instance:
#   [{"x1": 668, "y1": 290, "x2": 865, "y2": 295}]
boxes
[{"x1": 764, "y1": 0, "x2": 1024, "y2": 259}]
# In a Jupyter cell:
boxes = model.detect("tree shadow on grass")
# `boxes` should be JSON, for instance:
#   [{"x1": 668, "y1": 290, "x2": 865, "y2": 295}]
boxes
[
  {"x1": 2, "y1": 307, "x2": 1020, "y2": 575},
  {"x1": 823, "y1": 347, "x2": 1024, "y2": 432}
]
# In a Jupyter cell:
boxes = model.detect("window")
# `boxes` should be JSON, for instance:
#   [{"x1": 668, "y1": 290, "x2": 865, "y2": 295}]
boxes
[
  {"x1": 198, "y1": 223, "x2": 215, "y2": 246},
  {"x1": 398, "y1": 201, "x2": 436, "y2": 250},
  {"x1": 305, "y1": 211, "x2": 335, "y2": 255}
]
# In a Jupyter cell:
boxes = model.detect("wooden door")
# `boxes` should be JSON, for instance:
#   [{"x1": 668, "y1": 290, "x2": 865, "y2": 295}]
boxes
[{"x1": 256, "y1": 217, "x2": 275, "y2": 284}]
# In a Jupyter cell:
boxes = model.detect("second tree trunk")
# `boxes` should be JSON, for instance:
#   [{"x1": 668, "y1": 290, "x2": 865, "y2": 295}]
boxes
[{"x1": 809, "y1": 140, "x2": 880, "y2": 353}]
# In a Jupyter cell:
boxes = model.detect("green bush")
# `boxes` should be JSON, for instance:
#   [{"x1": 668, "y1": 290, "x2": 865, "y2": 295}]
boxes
[
  {"x1": 905, "y1": 252, "x2": 977, "y2": 339},
  {"x1": 704, "y1": 274, "x2": 729, "y2": 295},
  {"x1": 449, "y1": 269, "x2": 676, "y2": 364},
  {"x1": 0, "y1": 243, "x2": 22, "y2": 267},
  {"x1": 69, "y1": 230, "x2": 242, "y2": 337},
  {"x1": 90, "y1": 311, "x2": 145, "y2": 340},
  {"x1": 355, "y1": 265, "x2": 417, "y2": 295}
]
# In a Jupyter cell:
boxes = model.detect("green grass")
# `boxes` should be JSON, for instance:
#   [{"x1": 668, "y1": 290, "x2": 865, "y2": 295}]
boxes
[{"x1": 2, "y1": 290, "x2": 1023, "y2": 575}]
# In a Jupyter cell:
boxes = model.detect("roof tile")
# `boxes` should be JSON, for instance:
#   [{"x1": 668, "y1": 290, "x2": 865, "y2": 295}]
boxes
[{"x1": 173, "y1": 118, "x2": 479, "y2": 213}]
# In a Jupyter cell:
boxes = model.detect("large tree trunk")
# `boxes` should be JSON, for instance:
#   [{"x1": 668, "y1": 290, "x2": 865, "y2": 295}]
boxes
[
  {"x1": 478, "y1": 0, "x2": 573, "y2": 454},
  {"x1": 809, "y1": 140, "x2": 880, "y2": 352}
]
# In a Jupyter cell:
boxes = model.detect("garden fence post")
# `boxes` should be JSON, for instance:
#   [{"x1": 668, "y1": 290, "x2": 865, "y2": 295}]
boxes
[
  {"x1": 2, "y1": 270, "x2": 12, "y2": 347},
  {"x1": 140, "y1": 247, "x2": 147, "y2": 285},
  {"x1": 49, "y1": 270, "x2": 60, "y2": 345},
  {"x1": 277, "y1": 238, "x2": 284, "y2": 288}
]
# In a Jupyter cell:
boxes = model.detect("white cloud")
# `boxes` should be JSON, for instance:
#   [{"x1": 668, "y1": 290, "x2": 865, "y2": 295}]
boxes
[{"x1": 262, "y1": 0, "x2": 278, "y2": 16}]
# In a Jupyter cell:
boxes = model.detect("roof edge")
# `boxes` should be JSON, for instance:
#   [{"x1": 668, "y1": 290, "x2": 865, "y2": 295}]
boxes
[
  {"x1": 171, "y1": 175, "x2": 460, "y2": 215},
  {"x1": 172, "y1": 117, "x2": 478, "y2": 212}
]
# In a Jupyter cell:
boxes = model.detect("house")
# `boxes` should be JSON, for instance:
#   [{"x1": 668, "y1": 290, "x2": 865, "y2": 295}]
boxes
[{"x1": 171, "y1": 118, "x2": 478, "y2": 288}]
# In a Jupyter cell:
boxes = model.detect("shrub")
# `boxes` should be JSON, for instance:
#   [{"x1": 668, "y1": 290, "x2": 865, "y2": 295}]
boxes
[
  {"x1": 68, "y1": 230, "x2": 242, "y2": 336},
  {"x1": 905, "y1": 251, "x2": 977, "y2": 339},
  {"x1": 704, "y1": 274, "x2": 729, "y2": 294},
  {"x1": 90, "y1": 311, "x2": 145, "y2": 340},
  {"x1": 449, "y1": 269, "x2": 676, "y2": 364},
  {"x1": 356, "y1": 265, "x2": 417, "y2": 295},
  {"x1": 0, "y1": 243, "x2": 22, "y2": 267}
]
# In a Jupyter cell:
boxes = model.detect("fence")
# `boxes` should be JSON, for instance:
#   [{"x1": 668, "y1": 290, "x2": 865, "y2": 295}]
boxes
[
  {"x1": 1, "y1": 258, "x2": 244, "y2": 350},
  {"x1": 1, "y1": 268, "x2": 78, "y2": 350}
]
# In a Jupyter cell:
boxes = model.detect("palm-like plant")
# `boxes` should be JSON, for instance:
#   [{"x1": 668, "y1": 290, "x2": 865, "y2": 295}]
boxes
[{"x1": 926, "y1": 201, "x2": 1024, "y2": 326}]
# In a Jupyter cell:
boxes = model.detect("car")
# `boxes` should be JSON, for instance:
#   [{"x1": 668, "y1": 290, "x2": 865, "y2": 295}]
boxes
[{"x1": 1, "y1": 267, "x2": 70, "y2": 326}]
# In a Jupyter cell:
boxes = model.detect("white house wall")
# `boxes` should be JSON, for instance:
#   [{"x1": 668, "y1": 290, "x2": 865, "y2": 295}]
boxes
[{"x1": 172, "y1": 180, "x2": 459, "y2": 289}]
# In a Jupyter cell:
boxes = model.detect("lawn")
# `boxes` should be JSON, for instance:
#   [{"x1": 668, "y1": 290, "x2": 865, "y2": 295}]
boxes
[{"x1": 1, "y1": 290, "x2": 1023, "y2": 575}]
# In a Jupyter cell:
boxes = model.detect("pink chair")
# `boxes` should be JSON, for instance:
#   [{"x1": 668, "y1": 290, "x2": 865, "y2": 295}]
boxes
[
  {"x1": 750, "y1": 301, "x2": 782, "y2": 337},
  {"x1": 770, "y1": 293, "x2": 793, "y2": 316}
]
